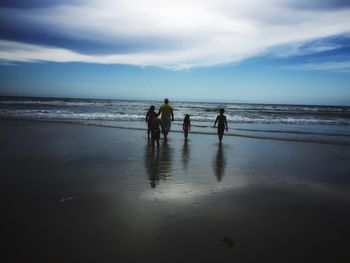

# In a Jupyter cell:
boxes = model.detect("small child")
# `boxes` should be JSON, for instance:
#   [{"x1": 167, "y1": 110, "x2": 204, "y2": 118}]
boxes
[
  {"x1": 150, "y1": 116, "x2": 164, "y2": 151},
  {"x1": 214, "y1": 108, "x2": 228, "y2": 144},
  {"x1": 145, "y1": 105, "x2": 157, "y2": 140},
  {"x1": 183, "y1": 114, "x2": 191, "y2": 140}
]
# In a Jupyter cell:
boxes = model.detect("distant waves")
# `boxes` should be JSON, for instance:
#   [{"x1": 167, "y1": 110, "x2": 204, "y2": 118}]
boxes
[
  {"x1": 1, "y1": 97, "x2": 349, "y2": 125},
  {"x1": 1, "y1": 96, "x2": 350, "y2": 145}
]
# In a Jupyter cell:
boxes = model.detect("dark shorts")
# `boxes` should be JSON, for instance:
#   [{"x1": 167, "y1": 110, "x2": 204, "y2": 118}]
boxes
[
  {"x1": 218, "y1": 124, "x2": 225, "y2": 135},
  {"x1": 151, "y1": 130, "x2": 160, "y2": 140}
]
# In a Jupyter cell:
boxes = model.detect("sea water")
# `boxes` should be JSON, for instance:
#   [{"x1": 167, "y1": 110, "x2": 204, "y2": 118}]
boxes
[{"x1": 1, "y1": 96, "x2": 349, "y2": 144}]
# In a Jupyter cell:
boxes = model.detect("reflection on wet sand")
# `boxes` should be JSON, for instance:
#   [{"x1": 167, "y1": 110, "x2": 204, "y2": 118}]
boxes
[
  {"x1": 144, "y1": 141, "x2": 173, "y2": 188},
  {"x1": 144, "y1": 145, "x2": 160, "y2": 188},
  {"x1": 182, "y1": 140, "x2": 190, "y2": 169},
  {"x1": 159, "y1": 141, "x2": 173, "y2": 179},
  {"x1": 213, "y1": 145, "x2": 226, "y2": 181}
]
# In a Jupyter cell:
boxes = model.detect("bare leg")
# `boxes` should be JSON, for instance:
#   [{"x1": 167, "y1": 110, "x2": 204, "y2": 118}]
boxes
[
  {"x1": 152, "y1": 138, "x2": 155, "y2": 151},
  {"x1": 164, "y1": 129, "x2": 169, "y2": 140},
  {"x1": 219, "y1": 134, "x2": 223, "y2": 144},
  {"x1": 156, "y1": 139, "x2": 160, "y2": 151}
]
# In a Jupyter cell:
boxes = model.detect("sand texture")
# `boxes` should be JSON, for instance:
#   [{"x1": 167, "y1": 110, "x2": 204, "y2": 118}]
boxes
[{"x1": 1, "y1": 120, "x2": 350, "y2": 263}]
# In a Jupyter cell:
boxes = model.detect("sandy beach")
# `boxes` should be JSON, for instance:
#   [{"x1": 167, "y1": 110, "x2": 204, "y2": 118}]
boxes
[{"x1": 2, "y1": 120, "x2": 350, "y2": 263}]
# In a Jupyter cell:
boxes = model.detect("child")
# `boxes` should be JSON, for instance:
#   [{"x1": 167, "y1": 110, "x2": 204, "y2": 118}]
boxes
[
  {"x1": 145, "y1": 105, "x2": 157, "y2": 140},
  {"x1": 183, "y1": 114, "x2": 191, "y2": 140},
  {"x1": 150, "y1": 116, "x2": 164, "y2": 151},
  {"x1": 214, "y1": 108, "x2": 228, "y2": 144}
]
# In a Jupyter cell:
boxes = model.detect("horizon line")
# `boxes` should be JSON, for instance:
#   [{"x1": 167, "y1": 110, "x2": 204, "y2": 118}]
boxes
[{"x1": 0, "y1": 94, "x2": 349, "y2": 107}]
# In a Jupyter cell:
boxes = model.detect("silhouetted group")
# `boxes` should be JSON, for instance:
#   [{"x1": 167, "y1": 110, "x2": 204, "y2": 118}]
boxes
[{"x1": 146, "y1": 98, "x2": 228, "y2": 151}]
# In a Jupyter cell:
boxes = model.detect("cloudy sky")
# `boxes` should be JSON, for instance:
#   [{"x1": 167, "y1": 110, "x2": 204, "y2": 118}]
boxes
[{"x1": 0, "y1": 0, "x2": 350, "y2": 104}]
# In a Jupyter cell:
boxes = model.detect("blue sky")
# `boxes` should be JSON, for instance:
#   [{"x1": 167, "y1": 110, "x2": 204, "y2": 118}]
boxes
[{"x1": 0, "y1": 0, "x2": 350, "y2": 105}]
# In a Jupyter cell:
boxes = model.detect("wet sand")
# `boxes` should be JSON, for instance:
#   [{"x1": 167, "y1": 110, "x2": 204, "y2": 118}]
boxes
[{"x1": 1, "y1": 120, "x2": 350, "y2": 263}]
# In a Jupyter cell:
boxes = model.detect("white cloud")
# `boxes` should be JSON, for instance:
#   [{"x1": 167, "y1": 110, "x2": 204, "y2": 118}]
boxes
[
  {"x1": 285, "y1": 60, "x2": 350, "y2": 72},
  {"x1": 266, "y1": 41, "x2": 342, "y2": 58},
  {"x1": 1, "y1": 0, "x2": 350, "y2": 69}
]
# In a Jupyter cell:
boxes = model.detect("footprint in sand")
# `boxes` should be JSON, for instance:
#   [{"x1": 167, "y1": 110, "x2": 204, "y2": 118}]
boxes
[{"x1": 220, "y1": 236, "x2": 235, "y2": 248}]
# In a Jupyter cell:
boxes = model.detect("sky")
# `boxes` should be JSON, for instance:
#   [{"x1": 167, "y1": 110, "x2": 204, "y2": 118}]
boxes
[{"x1": 0, "y1": 0, "x2": 350, "y2": 105}]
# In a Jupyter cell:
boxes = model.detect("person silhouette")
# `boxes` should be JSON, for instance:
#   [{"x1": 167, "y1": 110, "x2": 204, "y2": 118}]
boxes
[
  {"x1": 183, "y1": 114, "x2": 191, "y2": 140},
  {"x1": 214, "y1": 108, "x2": 228, "y2": 144},
  {"x1": 157, "y1": 98, "x2": 174, "y2": 141},
  {"x1": 145, "y1": 105, "x2": 157, "y2": 140},
  {"x1": 150, "y1": 116, "x2": 163, "y2": 151}
]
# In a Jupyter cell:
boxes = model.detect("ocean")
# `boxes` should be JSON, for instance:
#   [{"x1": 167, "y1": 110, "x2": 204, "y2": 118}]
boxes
[{"x1": 1, "y1": 96, "x2": 350, "y2": 145}]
